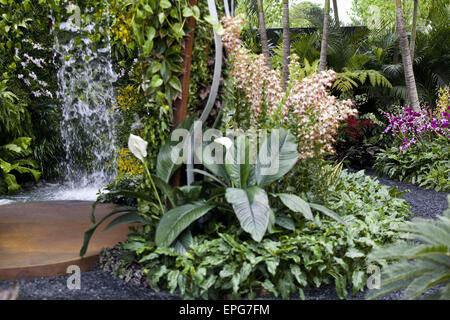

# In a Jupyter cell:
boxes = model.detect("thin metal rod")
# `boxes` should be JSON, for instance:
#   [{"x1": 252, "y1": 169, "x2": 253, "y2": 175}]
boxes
[
  {"x1": 186, "y1": 0, "x2": 223, "y2": 185},
  {"x1": 223, "y1": 0, "x2": 230, "y2": 17}
]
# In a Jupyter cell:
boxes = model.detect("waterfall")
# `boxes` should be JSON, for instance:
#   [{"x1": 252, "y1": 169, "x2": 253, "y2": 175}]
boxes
[
  {"x1": 52, "y1": 19, "x2": 118, "y2": 198},
  {"x1": 0, "y1": 8, "x2": 119, "y2": 204}
]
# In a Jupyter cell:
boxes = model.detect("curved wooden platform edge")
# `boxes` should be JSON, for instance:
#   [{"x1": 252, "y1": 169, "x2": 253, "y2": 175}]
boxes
[
  {"x1": 0, "y1": 201, "x2": 132, "y2": 281},
  {"x1": 0, "y1": 255, "x2": 99, "y2": 280}
]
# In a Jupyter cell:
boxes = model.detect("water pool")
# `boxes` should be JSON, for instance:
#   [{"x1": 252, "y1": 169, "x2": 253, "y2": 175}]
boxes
[{"x1": 0, "y1": 182, "x2": 105, "y2": 205}]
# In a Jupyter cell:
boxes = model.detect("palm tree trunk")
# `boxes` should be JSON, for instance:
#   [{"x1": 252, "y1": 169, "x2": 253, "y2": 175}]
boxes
[
  {"x1": 257, "y1": 0, "x2": 271, "y2": 68},
  {"x1": 395, "y1": 0, "x2": 420, "y2": 111},
  {"x1": 410, "y1": 0, "x2": 418, "y2": 61},
  {"x1": 282, "y1": 0, "x2": 290, "y2": 89},
  {"x1": 393, "y1": 14, "x2": 399, "y2": 64},
  {"x1": 332, "y1": 0, "x2": 339, "y2": 26},
  {"x1": 319, "y1": 0, "x2": 330, "y2": 72}
]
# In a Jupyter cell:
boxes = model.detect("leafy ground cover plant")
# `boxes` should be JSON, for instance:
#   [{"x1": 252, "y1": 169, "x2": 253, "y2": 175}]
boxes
[
  {"x1": 366, "y1": 195, "x2": 450, "y2": 300},
  {"x1": 374, "y1": 136, "x2": 449, "y2": 191},
  {"x1": 98, "y1": 166, "x2": 411, "y2": 299},
  {"x1": 90, "y1": 128, "x2": 411, "y2": 299}
]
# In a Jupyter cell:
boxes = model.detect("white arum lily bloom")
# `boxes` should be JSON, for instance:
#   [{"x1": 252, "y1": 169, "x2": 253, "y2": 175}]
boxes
[
  {"x1": 214, "y1": 137, "x2": 233, "y2": 150},
  {"x1": 128, "y1": 134, "x2": 148, "y2": 162}
]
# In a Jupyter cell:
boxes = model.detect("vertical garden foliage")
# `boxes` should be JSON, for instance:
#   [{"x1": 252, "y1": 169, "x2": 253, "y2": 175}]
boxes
[
  {"x1": 1, "y1": 0, "x2": 217, "y2": 194},
  {"x1": 0, "y1": 0, "x2": 63, "y2": 192},
  {"x1": 91, "y1": 1, "x2": 218, "y2": 209}
]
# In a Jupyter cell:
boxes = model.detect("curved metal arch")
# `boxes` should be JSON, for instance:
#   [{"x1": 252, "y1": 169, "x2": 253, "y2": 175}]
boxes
[{"x1": 186, "y1": 0, "x2": 232, "y2": 185}]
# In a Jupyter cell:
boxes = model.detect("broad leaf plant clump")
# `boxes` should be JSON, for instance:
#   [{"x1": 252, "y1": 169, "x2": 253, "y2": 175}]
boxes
[{"x1": 83, "y1": 117, "x2": 412, "y2": 299}]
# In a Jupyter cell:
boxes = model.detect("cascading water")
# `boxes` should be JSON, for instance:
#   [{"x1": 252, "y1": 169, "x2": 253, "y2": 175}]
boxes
[
  {"x1": 0, "y1": 15, "x2": 118, "y2": 205},
  {"x1": 53, "y1": 20, "x2": 118, "y2": 198}
]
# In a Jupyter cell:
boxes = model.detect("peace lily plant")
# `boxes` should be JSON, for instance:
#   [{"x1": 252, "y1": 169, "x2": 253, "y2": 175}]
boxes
[{"x1": 80, "y1": 118, "x2": 345, "y2": 256}]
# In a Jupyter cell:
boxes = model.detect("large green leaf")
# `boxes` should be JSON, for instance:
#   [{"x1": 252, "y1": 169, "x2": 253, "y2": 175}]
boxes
[
  {"x1": 14, "y1": 165, "x2": 41, "y2": 181},
  {"x1": 173, "y1": 229, "x2": 193, "y2": 255},
  {"x1": 177, "y1": 185, "x2": 202, "y2": 202},
  {"x1": 156, "y1": 115, "x2": 197, "y2": 182},
  {"x1": 104, "y1": 212, "x2": 147, "y2": 230},
  {"x1": 275, "y1": 214, "x2": 296, "y2": 231},
  {"x1": 225, "y1": 135, "x2": 255, "y2": 188},
  {"x1": 155, "y1": 202, "x2": 216, "y2": 247},
  {"x1": 152, "y1": 174, "x2": 176, "y2": 207},
  {"x1": 156, "y1": 141, "x2": 181, "y2": 183},
  {"x1": 1, "y1": 137, "x2": 32, "y2": 155},
  {"x1": 0, "y1": 158, "x2": 15, "y2": 174},
  {"x1": 1, "y1": 143, "x2": 22, "y2": 154},
  {"x1": 225, "y1": 186, "x2": 271, "y2": 242},
  {"x1": 80, "y1": 206, "x2": 139, "y2": 257},
  {"x1": 309, "y1": 203, "x2": 347, "y2": 225},
  {"x1": 255, "y1": 128, "x2": 299, "y2": 187},
  {"x1": 276, "y1": 193, "x2": 313, "y2": 221},
  {"x1": 4, "y1": 173, "x2": 20, "y2": 193},
  {"x1": 186, "y1": 168, "x2": 227, "y2": 187},
  {"x1": 195, "y1": 140, "x2": 230, "y2": 184}
]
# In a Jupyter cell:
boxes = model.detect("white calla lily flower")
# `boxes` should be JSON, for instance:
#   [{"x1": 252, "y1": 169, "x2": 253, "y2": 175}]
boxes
[
  {"x1": 128, "y1": 134, "x2": 148, "y2": 162},
  {"x1": 214, "y1": 136, "x2": 233, "y2": 150}
]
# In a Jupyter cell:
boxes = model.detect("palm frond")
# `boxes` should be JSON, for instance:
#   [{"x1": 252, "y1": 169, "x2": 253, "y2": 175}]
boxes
[
  {"x1": 333, "y1": 70, "x2": 392, "y2": 94},
  {"x1": 366, "y1": 195, "x2": 450, "y2": 300}
]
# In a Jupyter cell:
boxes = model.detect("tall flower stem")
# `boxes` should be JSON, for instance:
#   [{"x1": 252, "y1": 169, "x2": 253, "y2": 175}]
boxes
[{"x1": 143, "y1": 161, "x2": 164, "y2": 214}]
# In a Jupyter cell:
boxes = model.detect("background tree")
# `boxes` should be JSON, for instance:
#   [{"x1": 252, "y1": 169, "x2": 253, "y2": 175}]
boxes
[
  {"x1": 282, "y1": 0, "x2": 290, "y2": 88},
  {"x1": 236, "y1": 0, "x2": 282, "y2": 28},
  {"x1": 332, "y1": 0, "x2": 339, "y2": 26},
  {"x1": 257, "y1": 0, "x2": 271, "y2": 67},
  {"x1": 351, "y1": 0, "x2": 431, "y2": 29},
  {"x1": 319, "y1": 0, "x2": 330, "y2": 71},
  {"x1": 290, "y1": 1, "x2": 323, "y2": 27},
  {"x1": 395, "y1": 0, "x2": 420, "y2": 111},
  {"x1": 410, "y1": 0, "x2": 418, "y2": 61}
]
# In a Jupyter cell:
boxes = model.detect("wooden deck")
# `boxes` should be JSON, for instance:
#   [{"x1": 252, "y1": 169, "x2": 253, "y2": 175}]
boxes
[{"x1": 0, "y1": 201, "x2": 131, "y2": 280}]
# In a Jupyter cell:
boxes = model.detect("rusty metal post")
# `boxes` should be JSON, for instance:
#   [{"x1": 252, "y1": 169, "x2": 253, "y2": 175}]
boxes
[{"x1": 171, "y1": 0, "x2": 197, "y2": 187}]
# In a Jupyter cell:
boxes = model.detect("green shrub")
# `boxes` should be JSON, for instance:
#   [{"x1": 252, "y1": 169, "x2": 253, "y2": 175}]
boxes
[
  {"x1": 97, "y1": 174, "x2": 141, "y2": 207},
  {"x1": 374, "y1": 136, "x2": 450, "y2": 192}
]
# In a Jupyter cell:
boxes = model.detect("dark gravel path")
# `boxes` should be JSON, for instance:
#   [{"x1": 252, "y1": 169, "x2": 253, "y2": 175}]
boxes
[{"x1": 1, "y1": 171, "x2": 448, "y2": 300}]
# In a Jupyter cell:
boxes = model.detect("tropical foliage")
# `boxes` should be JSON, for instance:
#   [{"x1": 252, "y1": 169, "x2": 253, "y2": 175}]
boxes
[
  {"x1": 374, "y1": 103, "x2": 449, "y2": 191},
  {"x1": 0, "y1": 1, "x2": 61, "y2": 187},
  {"x1": 0, "y1": 137, "x2": 40, "y2": 194},
  {"x1": 1, "y1": 0, "x2": 449, "y2": 302},
  {"x1": 98, "y1": 164, "x2": 411, "y2": 299},
  {"x1": 367, "y1": 195, "x2": 450, "y2": 300},
  {"x1": 82, "y1": 124, "x2": 344, "y2": 255},
  {"x1": 374, "y1": 136, "x2": 450, "y2": 192}
]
